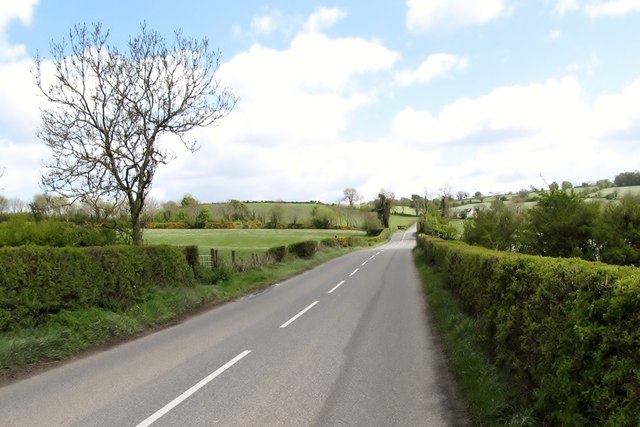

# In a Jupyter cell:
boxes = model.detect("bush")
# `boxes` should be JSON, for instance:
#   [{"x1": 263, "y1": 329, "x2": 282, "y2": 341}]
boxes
[
  {"x1": 417, "y1": 235, "x2": 640, "y2": 425},
  {"x1": 182, "y1": 245, "x2": 199, "y2": 270},
  {"x1": 347, "y1": 236, "x2": 368, "y2": 247},
  {"x1": 195, "y1": 264, "x2": 230, "y2": 285},
  {"x1": 288, "y1": 240, "x2": 317, "y2": 259},
  {"x1": 320, "y1": 237, "x2": 339, "y2": 247},
  {"x1": 0, "y1": 245, "x2": 194, "y2": 332},
  {"x1": 0, "y1": 219, "x2": 119, "y2": 247},
  {"x1": 267, "y1": 245, "x2": 288, "y2": 262}
]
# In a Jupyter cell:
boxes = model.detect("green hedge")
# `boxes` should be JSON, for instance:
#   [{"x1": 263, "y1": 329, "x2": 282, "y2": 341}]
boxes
[
  {"x1": 417, "y1": 235, "x2": 640, "y2": 426},
  {"x1": 267, "y1": 245, "x2": 288, "y2": 262},
  {"x1": 288, "y1": 240, "x2": 317, "y2": 259},
  {"x1": 0, "y1": 245, "x2": 193, "y2": 332}
]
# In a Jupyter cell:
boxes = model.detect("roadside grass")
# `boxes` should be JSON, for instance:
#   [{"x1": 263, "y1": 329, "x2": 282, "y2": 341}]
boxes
[
  {"x1": 413, "y1": 249, "x2": 535, "y2": 426},
  {"x1": 0, "y1": 245, "x2": 356, "y2": 381}
]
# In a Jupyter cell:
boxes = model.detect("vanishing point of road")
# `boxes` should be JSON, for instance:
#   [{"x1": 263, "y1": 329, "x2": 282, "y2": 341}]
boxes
[{"x1": 0, "y1": 226, "x2": 469, "y2": 426}]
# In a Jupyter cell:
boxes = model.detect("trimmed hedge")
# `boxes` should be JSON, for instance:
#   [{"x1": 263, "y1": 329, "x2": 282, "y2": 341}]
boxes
[
  {"x1": 417, "y1": 235, "x2": 640, "y2": 426},
  {"x1": 0, "y1": 245, "x2": 194, "y2": 332},
  {"x1": 288, "y1": 240, "x2": 317, "y2": 259},
  {"x1": 267, "y1": 245, "x2": 288, "y2": 262}
]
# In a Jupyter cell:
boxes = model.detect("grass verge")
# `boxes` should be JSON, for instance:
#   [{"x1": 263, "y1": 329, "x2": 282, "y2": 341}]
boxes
[
  {"x1": 412, "y1": 249, "x2": 534, "y2": 426},
  {"x1": 0, "y1": 245, "x2": 356, "y2": 383}
]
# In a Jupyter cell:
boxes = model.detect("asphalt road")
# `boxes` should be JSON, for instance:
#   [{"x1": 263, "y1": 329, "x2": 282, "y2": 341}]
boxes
[{"x1": 0, "y1": 227, "x2": 468, "y2": 426}]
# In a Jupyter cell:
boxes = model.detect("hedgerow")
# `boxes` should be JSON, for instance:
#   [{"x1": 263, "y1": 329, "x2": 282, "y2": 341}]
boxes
[
  {"x1": 288, "y1": 240, "x2": 317, "y2": 259},
  {"x1": 0, "y1": 245, "x2": 193, "y2": 332},
  {"x1": 417, "y1": 235, "x2": 640, "y2": 426}
]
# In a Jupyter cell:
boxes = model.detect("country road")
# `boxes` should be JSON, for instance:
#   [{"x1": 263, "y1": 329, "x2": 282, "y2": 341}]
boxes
[{"x1": 0, "y1": 227, "x2": 469, "y2": 426}]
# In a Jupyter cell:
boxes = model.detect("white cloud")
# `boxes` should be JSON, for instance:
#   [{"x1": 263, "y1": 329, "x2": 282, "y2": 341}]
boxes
[
  {"x1": 251, "y1": 14, "x2": 277, "y2": 35},
  {"x1": 553, "y1": 0, "x2": 640, "y2": 17},
  {"x1": 304, "y1": 7, "x2": 346, "y2": 33},
  {"x1": 395, "y1": 53, "x2": 468, "y2": 85},
  {"x1": 149, "y1": 13, "x2": 401, "y2": 202},
  {"x1": 553, "y1": 0, "x2": 580, "y2": 15},
  {"x1": 385, "y1": 76, "x2": 640, "y2": 195},
  {"x1": 0, "y1": 0, "x2": 38, "y2": 60},
  {"x1": 214, "y1": 30, "x2": 399, "y2": 144},
  {"x1": 406, "y1": 0, "x2": 506, "y2": 32},
  {"x1": 584, "y1": 0, "x2": 640, "y2": 17}
]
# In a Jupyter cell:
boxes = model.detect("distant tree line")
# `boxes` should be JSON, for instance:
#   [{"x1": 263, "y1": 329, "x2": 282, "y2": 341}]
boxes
[{"x1": 461, "y1": 189, "x2": 640, "y2": 266}]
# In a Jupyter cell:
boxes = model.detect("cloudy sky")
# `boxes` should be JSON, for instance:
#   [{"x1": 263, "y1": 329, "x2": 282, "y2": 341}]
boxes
[{"x1": 1, "y1": 0, "x2": 640, "y2": 203}]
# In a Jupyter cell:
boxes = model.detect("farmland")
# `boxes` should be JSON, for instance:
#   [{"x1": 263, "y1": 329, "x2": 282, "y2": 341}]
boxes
[{"x1": 144, "y1": 228, "x2": 366, "y2": 255}]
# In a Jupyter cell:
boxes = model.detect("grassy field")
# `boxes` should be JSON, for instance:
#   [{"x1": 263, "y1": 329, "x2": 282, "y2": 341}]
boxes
[
  {"x1": 389, "y1": 214, "x2": 418, "y2": 230},
  {"x1": 144, "y1": 228, "x2": 366, "y2": 254}
]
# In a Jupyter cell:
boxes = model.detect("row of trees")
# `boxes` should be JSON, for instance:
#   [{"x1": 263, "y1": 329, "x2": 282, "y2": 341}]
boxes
[{"x1": 462, "y1": 190, "x2": 640, "y2": 266}]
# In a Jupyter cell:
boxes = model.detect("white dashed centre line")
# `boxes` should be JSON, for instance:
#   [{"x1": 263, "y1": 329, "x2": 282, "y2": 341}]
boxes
[
  {"x1": 349, "y1": 268, "x2": 359, "y2": 277},
  {"x1": 328, "y1": 280, "x2": 345, "y2": 294},
  {"x1": 136, "y1": 350, "x2": 251, "y2": 427},
  {"x1": 361, "y1": 260, "x2": 368, "y2": 266},
  {"x1": 280, "y1": 301, "x2": 319, "y2": 328}
]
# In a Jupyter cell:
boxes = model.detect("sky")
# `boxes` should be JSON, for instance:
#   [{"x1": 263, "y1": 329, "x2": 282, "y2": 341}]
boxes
[{"x1": 1, "y1": 0, "x2": 640, "y2": 204}]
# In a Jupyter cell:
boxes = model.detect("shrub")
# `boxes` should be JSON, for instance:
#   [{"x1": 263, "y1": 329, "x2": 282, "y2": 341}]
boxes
[
  {"x1": 320, "y1": 237, "x2": 339, "y2": 247},
  {"x1": 417, "y1": 235, "x2": 640, "y2": 425},
  {"x1": 347, "y1": 236, "x2": 368, "y2": 247},
  {"x1": 182, "y1": 245, "x2": 199, "y2": 270},
  {"x1": 0, "y1": 245, "x2": 193, "y2": 332},
  {"x1": 288, "y1": 240, "x2": 317, "y2": 258},
  {"x1": 0, "y1": 219, "x2": 119, "y2": 247},
  {"x1": 267, "y1": 245, "x2": 288, "y2": 262},
  {"x1": 195, "y1": 264, "x2": 230, "y2": 285}
]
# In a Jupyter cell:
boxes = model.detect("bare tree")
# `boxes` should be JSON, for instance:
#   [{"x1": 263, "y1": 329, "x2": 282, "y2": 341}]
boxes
[
  {"x1": 456, "y1": 190, "x2": 469, "y2": 201},
  {"x1": 9, "y1": 197, "x2": 26, "y2": 213},
  {"x1": 35, "y1": 23, "x2": 237, "y2": 244},
  {"x1": 342, "y1": 187, "x2": 361, "y2": 208}
]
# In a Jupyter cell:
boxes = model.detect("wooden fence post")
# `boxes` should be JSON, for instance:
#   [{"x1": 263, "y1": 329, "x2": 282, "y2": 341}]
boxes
[{"x1": 210, "y1": 248, "x2": 217, "y2": 269}]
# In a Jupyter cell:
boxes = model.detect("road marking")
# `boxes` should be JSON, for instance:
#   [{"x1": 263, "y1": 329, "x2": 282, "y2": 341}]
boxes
[
  {"x1": 349, "y1": 268, "x2": 359, "y2": 277},
  {"x1": 369, "y1": 255, "x2": 375, "y2": 260},
  {"x1": 361, "y1": 260, "x2": 368, "y2": 266},
  {"x1": 328, "y1": 280, "x2": 345, "y2": 294},
  {"x1": 136, "y1": 350, "x2": 251, "y2": 427},
  {"x1": 280, "y1": 301, "x2": 319, "y2": 328}
]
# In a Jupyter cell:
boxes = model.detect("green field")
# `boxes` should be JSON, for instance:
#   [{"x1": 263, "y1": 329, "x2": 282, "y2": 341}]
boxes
[{"x1": 144, "y1": 228, "x2": 366, "y2": 254}]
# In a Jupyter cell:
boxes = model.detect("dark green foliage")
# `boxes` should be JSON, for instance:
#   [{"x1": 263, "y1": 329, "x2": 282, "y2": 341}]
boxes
[
  {"x1": 595, "y1": 194, "x2": 640, "y2": 266},
  {"x1": 417, "y1": 236, "x2": 640, "y2": 425},
  {"x1": 520, "y1": 190, "x2": 599, "y2": 259},
  {"x1": 0, "y1": 245, "x2": 193, "y2": 331},
  {"x1": 613, "y1": 170, "x2": 640, "y2": 187},
  {"x1": 462, "y1": 200, "x2": 523, "y2": 251},
  {"x1": 373, "y1": 192, "x2": 392, "y2": 228},
  {"x1": 194, "y1": 264, "x2": 229, "y2": 285},
  {"x1": 182, "y1": 245, "x2": 199, "y2": 270},
  {"x1": 288, "y1": 240, "x2": 317, "y2": 258},
  {"x1": 267, "y1": 245, "x2": 288, "y2": 262}
]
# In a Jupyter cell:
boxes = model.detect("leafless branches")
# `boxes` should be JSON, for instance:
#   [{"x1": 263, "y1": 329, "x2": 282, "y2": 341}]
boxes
[{"x1": 35, "y1": 23, "x2": 237, "y2": 244}]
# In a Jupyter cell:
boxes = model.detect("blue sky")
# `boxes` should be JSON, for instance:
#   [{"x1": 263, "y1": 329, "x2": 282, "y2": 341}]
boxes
[{"x1": 1, "y1": 0, "x2": 640, "y2": 203}]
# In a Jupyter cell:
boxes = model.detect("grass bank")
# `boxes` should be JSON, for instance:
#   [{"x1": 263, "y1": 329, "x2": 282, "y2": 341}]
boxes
[
  {"x1": 412, "y1": 249, "x2": 534, "y2": 426},
  {"x1": 0, "y1": 245, "x2": 356, "y2": 382}
]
